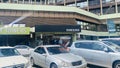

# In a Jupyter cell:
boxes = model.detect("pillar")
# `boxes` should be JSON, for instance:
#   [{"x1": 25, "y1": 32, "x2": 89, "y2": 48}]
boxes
[{"x1": 100, "y1": 0, "x2": 103, "y2": 15}]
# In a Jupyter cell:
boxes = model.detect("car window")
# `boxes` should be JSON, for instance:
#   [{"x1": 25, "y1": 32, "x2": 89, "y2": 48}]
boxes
[
  {"x1": 75, "y1": 42, "x2": 107, "y2": 51},
  {"x1": 75, "y1": 42, "x2": 93, "y2": 49},
  {"x1": 34, "y1": 47, "x2": 46, "y2": 54},
  {"x1": 91, "y1": 42, "x2": 106, "y2": 51},
  {"x1": 0, "y1": 48, "x2": 20, "y2": 57}
]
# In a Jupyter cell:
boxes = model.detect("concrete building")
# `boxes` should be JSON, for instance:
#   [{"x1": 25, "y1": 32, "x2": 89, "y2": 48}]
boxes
[{"x1": 0, "y1": 0, "x2": 120, "y2": 46}]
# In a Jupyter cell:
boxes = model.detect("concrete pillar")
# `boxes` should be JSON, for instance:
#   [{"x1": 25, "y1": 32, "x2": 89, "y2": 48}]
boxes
[
  {"x1": 23, "y1": 0, "x2": 24, "y2": 3},
  {"x1": 87, "y1": 0, "x2": 89, "y2": 11},
  {"x1": 1, "y1": 0, "x2": 3, "y2": 3},
  {"x1": 35, "y1": 0, "x2": 36, "y2": 4},
  {"x1": 54, "y1": 0, "x2": 56, "y2": 5},
  {"x1": 48, "y1": 0, "x2": 49, "y2": 4},
  {"x1": 75, "y1": 0, "x2": 77, "y2": 7},
  {"x1": 100, "y1": 0, "x2": 103, "y2": 15},
  {"x1": 9, "y1": 0, "x2": 11, "y2": 3},
  {"x1": 73, "y1": 33, "x2": 77, "y2": 42},
  {"x1": 115, "y1": 0, "x2": 118, "y2": 13},
  {"x1": 64, "y1": 0, "x2": 66, "y2": 6},
  {"x1": 45, "y1": 0, "x2": 46, "y2": 5},
  {"x1": 29, "y1": 0, "x2": 31, "y2": 4}
]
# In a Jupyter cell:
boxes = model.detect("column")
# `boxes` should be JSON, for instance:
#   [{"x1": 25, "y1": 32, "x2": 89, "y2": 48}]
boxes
[
  {"x1": 54, "y1": 0, "x2": 56, "y2": 5},
  {"x1": 45, "y1": 0, "x2": 46, "y2": 5},
  {"x1": 64, "y1": 0, "x2": 66, "y2": 6},
  {"x1": 35, "y1": 0, "x2": 36, "y2": 4},
  {"x1": 115, "y1": 0, "x2": 118, "y2": 13},
  {"x1": 87, "y1": 0, "x2": 89, "y2": 11},
  {"x1": 29, "y1": 0, "x2": 31, "y2": 4},
  {"x1": 16, "y1": 0, "x2": 18, "y2": 3},
  {"x1": 40, "y1": 0, "x2": 42, "y2": 4},
  {"x1": 75, "y1": 0, "x2": 77, "y2": 7},
  {"x1": 23, "y1": 0, "x2": 24, "y2": 4},
  {"x1": 9, "y1": 0, "x2": 10, "y2": 3},
  {"x1": 73, "y1": 33, "x2": 77, "y2": 42},
  {"x1": 100, "y1": 0, "x2": 103, "y2": 15},
  {"x1": 48, "y1": 0, "x2": 49, "y2": 4}
]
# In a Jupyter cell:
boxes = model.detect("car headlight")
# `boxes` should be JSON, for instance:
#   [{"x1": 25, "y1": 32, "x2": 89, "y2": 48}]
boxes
[{"x1": 61, "y1": 61, "x2": 69, "y2": 67}]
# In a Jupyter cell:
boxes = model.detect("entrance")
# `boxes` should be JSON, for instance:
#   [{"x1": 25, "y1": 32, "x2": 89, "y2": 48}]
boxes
[{"x1": 36, "y1": 33, "x2": 72, "y2": 47}]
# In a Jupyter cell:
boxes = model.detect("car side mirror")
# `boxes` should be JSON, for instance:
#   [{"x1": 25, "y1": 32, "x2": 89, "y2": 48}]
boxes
[
  {"x1": 104, "y1": 47, "x2": 108, "y2": 52},
  {"x1": 27, "y1": 48, "x2": 30, "y2": 50},
  {"x1": 42, "y1": 54, "x2": 47, "y2": 57}
]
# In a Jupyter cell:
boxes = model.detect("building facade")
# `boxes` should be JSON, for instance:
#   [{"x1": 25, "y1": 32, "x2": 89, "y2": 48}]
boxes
[{"x1": 0, "y1": 0, "x2": 120, "y2": 46}]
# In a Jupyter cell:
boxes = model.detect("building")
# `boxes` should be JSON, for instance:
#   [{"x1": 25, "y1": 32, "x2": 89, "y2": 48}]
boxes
[{"x1": 0, "y1": 0, "x2": 120, "y2": 46}]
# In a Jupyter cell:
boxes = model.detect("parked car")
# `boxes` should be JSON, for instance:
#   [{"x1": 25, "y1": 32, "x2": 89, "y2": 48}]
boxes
[
  {"x1": 14, "y1": 45, "x2": 34, "y2": 56},
  {"x1": 0, "y1": 46, "x2": 30, "y2": 68},
  {"x1": 30, "y1": 45, "x2": 87, "y2": 68},
  {"x1": 99, "y1": 38, "x2": 120, "y2": 46},
  {"x1": 70, "y1": 40, "x2": 120, "y2": 68}
]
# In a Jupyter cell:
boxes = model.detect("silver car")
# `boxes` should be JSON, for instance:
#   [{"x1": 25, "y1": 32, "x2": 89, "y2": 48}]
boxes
[
  {"x1": 30, "y1": 45, "x2": 87, "y2": 68},
  {"x1": 70, "y1": 40, "x2": 120, "y2": 68},
  {"x1": 14, "y1": 45, "x2": 34, "y2": 56}
]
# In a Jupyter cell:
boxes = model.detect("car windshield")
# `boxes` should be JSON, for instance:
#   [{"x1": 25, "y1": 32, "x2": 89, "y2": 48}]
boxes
[
  {"x1": 103, "y1": 41, "x2": 120, "y2": 52},
  {"x1": 15, "y1": 45, "x2": 28, "y2": 49},
  {"x1": 47, "y1": 46, "x2": 68, "y2": 55},
  {"x1": 0, "y1": 48, "x2": 20, "y2": 57}
]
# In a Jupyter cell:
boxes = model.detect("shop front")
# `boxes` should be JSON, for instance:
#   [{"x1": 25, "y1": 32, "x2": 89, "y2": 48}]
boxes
[
  {"x1": 35, "y1": 25, "x2": 81, "y2": 47},
  {"x1": 0, "y1": 27, "x2": 30, "y2": 46}
]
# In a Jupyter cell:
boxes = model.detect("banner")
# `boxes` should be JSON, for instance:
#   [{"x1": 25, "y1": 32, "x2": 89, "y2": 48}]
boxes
[
  {"x1": 107, "y1": 19, "x2": 116, "y2": 33},
  {"x1": 0, "y1": 27, "x2": 30, "y2": 35}
]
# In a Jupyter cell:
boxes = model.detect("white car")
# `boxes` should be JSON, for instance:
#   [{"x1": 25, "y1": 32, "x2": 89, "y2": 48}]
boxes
[
  {"x1": 30, "y1": 45, "x2": 87, "y2": 68},
  {"x1": 70, "y1": 40, "x2": 120, "y2": 68},
  {"x1": 0, "y1": 46, "x2": 30, "y2": 68},
  {"x1": 14, "y1": 45, "x2": 34, "y2": 56}
]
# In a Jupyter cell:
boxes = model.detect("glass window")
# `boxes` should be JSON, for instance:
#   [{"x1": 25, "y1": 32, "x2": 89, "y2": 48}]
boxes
[
  {"x1": 91, "y1": 42, "x2": 106, "y2": 51},
  {"x1": 34, "y1": 47, "x2": 46, "y2": 54},
  {"x1": 75, "y1": 42, "x2": 93, "y2": 49},
  {"x1": 75, "y1": 42, "x2": 108, "y2": 51}
]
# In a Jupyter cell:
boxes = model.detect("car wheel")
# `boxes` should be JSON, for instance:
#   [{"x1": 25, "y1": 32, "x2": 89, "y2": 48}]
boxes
[
  {"x1": 113, "y1": 61, "x2": 120, "y2": 68},
  {"x1": 30, "y1": 58, "x2": 35, "y2": 67},
  {"x1": 50, "y1": 63, "x2": 58, "y2": 68}
]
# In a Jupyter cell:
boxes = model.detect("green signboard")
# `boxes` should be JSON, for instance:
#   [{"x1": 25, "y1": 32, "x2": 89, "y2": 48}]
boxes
[{"x1": 0, "y1": 27, "x2": 30, "y2": 35}]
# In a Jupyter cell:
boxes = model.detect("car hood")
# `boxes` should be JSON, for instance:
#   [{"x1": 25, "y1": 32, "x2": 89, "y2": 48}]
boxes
[
  {"x1": 0, "y1": 55, "x2": 28, "y2": 67},
  {"x1": 52, "y1": 53, "x2": 83, "y2": 62}
]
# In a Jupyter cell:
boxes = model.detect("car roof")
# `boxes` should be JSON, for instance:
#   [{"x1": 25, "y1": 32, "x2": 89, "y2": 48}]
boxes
[
  {"x1": 0, "y1": 46, "x2": 14, "y2": 49},
  {"x1": 99, "y1": 38, "x2": 120, "y2": 40},
  {"x1": 73, "y1": 40, "x2": 100, "y2": 43},
  {"x1": 37, "y1": 45, "x2": 60, "y2": 48}
]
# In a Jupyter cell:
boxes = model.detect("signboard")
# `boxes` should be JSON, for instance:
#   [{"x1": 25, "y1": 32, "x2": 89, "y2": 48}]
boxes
[
  {"x1": 107, "y1": 19, "x2": 116, "y2": 33},
  {"x1": 35, "y1": 25, "x2": 81, "y2": 32},
  {"x1": 0, "y1": 27, "x2": 30, "y2": 35}
]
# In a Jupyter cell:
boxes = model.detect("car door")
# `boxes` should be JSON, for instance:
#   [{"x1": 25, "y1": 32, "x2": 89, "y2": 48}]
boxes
[
  {"x1": 91, "y1": 42, "x2": 111, "y2": 67},
  {"x1": 70, "y1": 42, "x2": 94, "y2": 63},
  {"x1": 34, "y1": 47, "x2": 46, "y2": 67}
]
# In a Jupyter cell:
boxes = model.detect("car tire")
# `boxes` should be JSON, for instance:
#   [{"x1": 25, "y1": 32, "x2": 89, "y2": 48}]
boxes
[
  {"x1": 113, "y1": 61, "x2": 120, "y2": 68},
  {"x1": 30, "y1": 58, "x2": 36, "y2": 67},
  {"x1": 50, "y1": 63, "x2": 58, "y2": 68}
]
